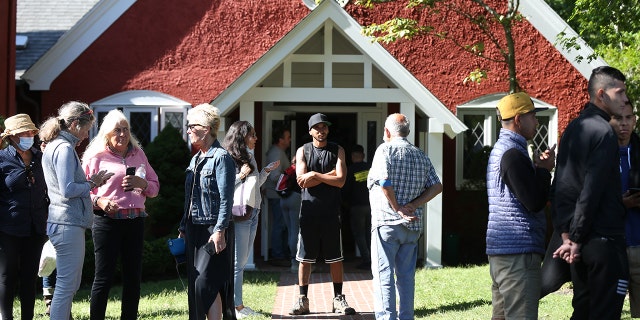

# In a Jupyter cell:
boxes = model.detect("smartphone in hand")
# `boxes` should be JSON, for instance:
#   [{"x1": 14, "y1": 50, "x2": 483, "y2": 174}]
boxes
[{"x1": 124, "y1": 167, "x2": 136, "y2": 191}]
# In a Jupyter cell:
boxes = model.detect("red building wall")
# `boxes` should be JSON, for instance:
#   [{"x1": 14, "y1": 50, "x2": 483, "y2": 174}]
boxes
[
  {"x1": 40, "y1": 0, "x2": 586, "y2": 129},
  {"x1": 37, "y1": 0, "x2": 589, "y2": 264}
]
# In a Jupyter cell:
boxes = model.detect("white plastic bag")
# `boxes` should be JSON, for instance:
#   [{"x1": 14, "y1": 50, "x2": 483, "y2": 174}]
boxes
[{"x1": 38, "y1": 240, "x2": 56, "y2": 277}]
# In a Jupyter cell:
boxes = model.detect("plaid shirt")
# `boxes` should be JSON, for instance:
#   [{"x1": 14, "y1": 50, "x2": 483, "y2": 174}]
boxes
[{"x1": 367, "y1": 137, "x2": 440, "y2": 232}]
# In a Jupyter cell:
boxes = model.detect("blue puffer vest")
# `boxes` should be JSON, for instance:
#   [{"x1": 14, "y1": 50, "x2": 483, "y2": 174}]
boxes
[{"x1": 486, "y1": 129, "x2": 546, "y2": 256}]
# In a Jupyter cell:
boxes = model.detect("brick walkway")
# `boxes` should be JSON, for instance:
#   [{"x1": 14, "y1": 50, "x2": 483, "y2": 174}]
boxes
[{"x1": 266, "y1": 261, "x2": 376, "y2": 320}]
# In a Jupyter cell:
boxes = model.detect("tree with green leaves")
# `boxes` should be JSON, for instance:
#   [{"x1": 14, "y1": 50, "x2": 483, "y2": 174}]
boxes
[
  {"x1": 546, "y1": 0, "x2": 640, "y2": 106},
  {"x1": 356, "y1": 0, "x2": 524, "y2": 93}
]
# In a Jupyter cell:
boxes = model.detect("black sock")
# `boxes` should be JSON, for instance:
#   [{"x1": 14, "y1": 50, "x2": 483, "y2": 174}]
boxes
[
  {"x1": 333, "y1": 282, "x2": 343, "y2": 297},
  {"x1": 299, "y1": 285, "x2": 308, "y2": 296}
]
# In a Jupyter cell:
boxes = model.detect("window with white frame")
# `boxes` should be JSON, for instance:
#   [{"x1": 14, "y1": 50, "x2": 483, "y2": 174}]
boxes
[
  {"x1": 455, "y1": 94, "x2": 557, "y2": 189},
  {"x1": 91, "y1": 106, "x2": 190, "y2": 146}
]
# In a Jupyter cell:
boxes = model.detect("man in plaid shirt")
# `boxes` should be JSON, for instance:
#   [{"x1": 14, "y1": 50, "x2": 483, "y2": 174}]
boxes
[{"x1": 367, "y1": 113, "x2": 443, "y2": 320}]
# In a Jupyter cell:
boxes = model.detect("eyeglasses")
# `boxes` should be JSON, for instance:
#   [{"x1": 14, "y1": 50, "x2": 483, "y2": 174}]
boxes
[
  {"x1": 25, "y1": 165, "x2": 35, "y2": 186},
  {"x1": 186, "y1": 124, "x2": 206, "y2": 131}
]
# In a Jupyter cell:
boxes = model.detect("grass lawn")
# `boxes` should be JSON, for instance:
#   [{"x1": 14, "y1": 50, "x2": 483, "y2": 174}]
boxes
[{"x1": 14, "y1": 265, "x2": 635, "y2": 319}]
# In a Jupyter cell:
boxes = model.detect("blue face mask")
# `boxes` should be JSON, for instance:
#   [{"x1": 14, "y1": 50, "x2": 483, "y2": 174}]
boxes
[{"x1": 17, "y1": 136, "x2": 34, "y2": 151}]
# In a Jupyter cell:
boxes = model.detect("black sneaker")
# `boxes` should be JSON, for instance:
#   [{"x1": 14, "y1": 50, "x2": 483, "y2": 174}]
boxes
[{"x1": 333, "y1": 294, "x2": 356, "y2": 315}]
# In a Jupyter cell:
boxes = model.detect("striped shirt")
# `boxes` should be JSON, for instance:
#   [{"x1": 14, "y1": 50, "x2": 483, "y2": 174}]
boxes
[{"x1": 367, "y1": 137, "x2": 440, "y2": 232}]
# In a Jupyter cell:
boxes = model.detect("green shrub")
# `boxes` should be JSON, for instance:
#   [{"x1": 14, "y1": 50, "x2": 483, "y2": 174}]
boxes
[{"x1": 144, "y1": 125, "x2": 191, "y2": 239}]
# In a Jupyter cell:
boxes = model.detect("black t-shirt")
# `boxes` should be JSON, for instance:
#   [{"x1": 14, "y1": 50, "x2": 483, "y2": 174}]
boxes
[{"x1": 344, "y1": 161, "x2": 371, "y2": 207}]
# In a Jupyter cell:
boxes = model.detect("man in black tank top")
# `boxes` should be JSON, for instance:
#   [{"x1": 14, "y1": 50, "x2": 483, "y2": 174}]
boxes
[{"x1": 289, "y1": 113, "x2": 356, "y2": 316}]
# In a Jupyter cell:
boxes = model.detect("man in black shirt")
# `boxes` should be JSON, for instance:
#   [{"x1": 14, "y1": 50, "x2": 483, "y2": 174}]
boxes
[
  {"x1": 289, "y1": 113, "x2": 356, "y2": 316},
  {"x1": 553, "y1": 66, "x2": 630, "y2": 319},
  {"x1": 343, "y1": 144, "x2": 371, "y2": 270}
]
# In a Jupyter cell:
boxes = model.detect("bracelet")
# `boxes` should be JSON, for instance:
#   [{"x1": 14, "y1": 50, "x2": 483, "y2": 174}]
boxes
[
  {"x1": 93, "y1": 196, "x2": 100, "y2": 207},
  {"x1": 88, "y1": 180, "x2": 97, "y2": 189}
]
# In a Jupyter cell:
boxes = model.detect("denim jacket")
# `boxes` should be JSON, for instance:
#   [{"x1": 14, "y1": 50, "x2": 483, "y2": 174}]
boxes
[{"x1": 180, "y1": 140, "x2": 235, "y2": 233}]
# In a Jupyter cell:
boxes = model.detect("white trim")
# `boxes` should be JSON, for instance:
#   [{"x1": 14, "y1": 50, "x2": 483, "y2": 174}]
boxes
[
  {"x1": 519, "y1": 0, "x2": 607, "y2": 78},
  {"x1": 211, "y1": 0, "x2": 467, "y2": 139},
  {"x1": 244, "y1": 87, "x2": 409, "y2": 103},
  {"x1": 160, "y1": 106, "x2": 191, "y2": 141},
  {"x1": 92, "y1": 90, "x2": 192, "y2": 107},
  {"x1": 302, "y1": 0, "x2": 349, "y2": 10},
  {"x1": 90, "y1": 90, "x2": 191, "y2": 143},
  {"x1": 21, "y1": 0, "x2": 136, "y2": 90},
  {"x1": 455, "y1": 93, "x2": 558, "y2": 189},
  {"x1": 425, "y1": 122, "x2": 443, "y2": 268}
]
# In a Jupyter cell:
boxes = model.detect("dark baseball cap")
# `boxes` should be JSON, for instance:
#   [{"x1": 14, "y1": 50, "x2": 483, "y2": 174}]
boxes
[{"x1": 308, "y1": 113, "x2": 332, "y2": 130}]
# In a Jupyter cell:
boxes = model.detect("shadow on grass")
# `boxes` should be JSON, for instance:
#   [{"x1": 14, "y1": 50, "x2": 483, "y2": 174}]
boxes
[{"x1": 416, "y1": 299, "x2": 491, "y2": 317}]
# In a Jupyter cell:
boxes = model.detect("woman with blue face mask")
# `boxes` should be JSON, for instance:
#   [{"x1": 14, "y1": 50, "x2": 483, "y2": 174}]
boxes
[{"x1": 0, "y1": 114, "x2": 49, "y2": 319}]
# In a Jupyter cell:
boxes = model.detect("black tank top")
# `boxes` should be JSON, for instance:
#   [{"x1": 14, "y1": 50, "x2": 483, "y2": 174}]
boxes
[{"x1": 301, "y1": 142, "x2": 341, "y2": 215}]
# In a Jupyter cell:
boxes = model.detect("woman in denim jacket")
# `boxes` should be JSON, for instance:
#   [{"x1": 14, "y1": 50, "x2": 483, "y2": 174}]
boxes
[{"x1": 179, "y1": 103, "x2": 236, "y2": 320}]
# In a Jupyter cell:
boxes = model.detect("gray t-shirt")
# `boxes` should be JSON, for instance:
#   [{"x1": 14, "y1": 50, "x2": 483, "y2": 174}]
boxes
[{"x1": 264, "y1": 145, "x2": 290, "y2": 199}]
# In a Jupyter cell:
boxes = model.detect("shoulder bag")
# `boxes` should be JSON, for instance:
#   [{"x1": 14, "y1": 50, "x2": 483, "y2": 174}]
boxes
[{"x1": 232, "y1": 175, "x2": 256, "y2": 221}]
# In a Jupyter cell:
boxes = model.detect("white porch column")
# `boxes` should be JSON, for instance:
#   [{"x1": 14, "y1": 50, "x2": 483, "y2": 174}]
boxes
[
  {"x1": 239, "y1": 101, "x2": 254, "y2": 124},
  {"x1": 400, "y1": 102, "x2": 415, "y2": 144},
  {"x1": 425, "y1": 117, "x2": 444, "y2": 268},
  {"x1": 239, "y1": 100, "x2": 257, "y2": 270}
]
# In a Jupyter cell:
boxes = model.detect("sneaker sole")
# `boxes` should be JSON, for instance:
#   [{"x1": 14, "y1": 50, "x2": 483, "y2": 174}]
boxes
[
  {"x1": 289, "y1": 310, "x2": 310, "y2": 315},
  {"x1": 333, "y1": 308, "x2": 356, "y2": 315}
]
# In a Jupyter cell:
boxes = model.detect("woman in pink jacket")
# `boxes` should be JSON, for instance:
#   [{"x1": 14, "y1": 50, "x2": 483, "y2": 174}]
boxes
[{"x1": 81, "y1": 109, "x2": 160, "y2": 320}]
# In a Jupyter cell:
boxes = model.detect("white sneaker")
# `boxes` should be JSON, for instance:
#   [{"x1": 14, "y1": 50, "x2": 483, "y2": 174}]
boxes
[{"x1": 235, "y1": 306, "x2": 258, "y2": 319}]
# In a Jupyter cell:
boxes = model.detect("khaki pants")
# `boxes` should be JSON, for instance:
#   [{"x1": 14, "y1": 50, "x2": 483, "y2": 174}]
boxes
[{"x1": 489, "y1": 253, "x2": 542, "y2": 320}]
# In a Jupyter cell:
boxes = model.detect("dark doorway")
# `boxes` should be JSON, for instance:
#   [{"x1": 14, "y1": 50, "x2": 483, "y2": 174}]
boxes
[
  {"x1": 294, "y1": 112, "x2": 357, "y2": 161},
  {"x1": 294, "y1": 112, "x2": 358, "y2": 257}
]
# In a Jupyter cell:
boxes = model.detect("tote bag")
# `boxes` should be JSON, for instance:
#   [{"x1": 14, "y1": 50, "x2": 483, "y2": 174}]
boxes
[{"x1": 232, "y1": 175, "x2": 257, "y2": 221}]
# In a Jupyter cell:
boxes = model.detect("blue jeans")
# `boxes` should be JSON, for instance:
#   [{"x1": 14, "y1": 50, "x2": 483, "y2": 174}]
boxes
[
  {"x1": 371, "y1": 225, "x2": 420, "y2": 320},
  {"x1": 268, "y1": 198, "x2": 287, "y2": 259},
  {"x1": 43, "y1": 270, "x2": 57, "y2": 296},
  {"x1": 234, "y1": 208, "x2": 259, "y2": 307},
  {"x1": 48, "y1": 224, "x2": 86, "y2": 320},
  {"x1": 280, "y1": 193, "x2": 301, "y2": 265}
]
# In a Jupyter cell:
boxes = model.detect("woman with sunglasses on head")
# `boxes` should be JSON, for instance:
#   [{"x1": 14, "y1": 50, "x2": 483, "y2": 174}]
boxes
[
  {"x1": 81, "y1": 109, "x2": 159, "y2": 320},
  {"x1": 40, "y1": 101, "x2": 114, "y2": 320},
  {"x1": 0, "y1": 114, "x2": 49, "y2": 320}
]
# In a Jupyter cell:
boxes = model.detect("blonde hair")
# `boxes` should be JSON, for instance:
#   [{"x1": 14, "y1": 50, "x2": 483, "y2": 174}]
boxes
[
  {"x1": 187, "y1": 103, "x2": 221, "y2": 138},
  {"x1": 39, "y1": 101, "x2": 94, "y2": 143},
  {"x1": 82, "y1": 109, "x2": 141, "y2": 162}
]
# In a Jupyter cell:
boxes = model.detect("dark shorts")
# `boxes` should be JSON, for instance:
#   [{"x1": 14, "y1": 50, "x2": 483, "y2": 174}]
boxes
[{"x1": 296, "y1": 213, "x2": 343, "y2": 263}]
